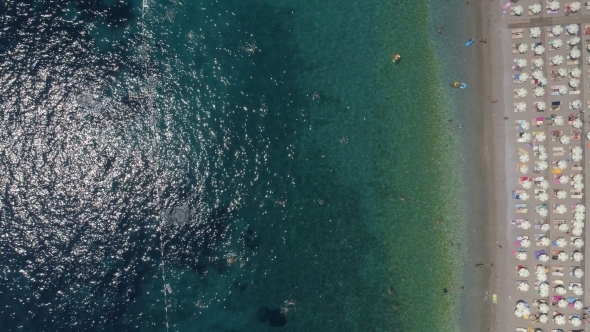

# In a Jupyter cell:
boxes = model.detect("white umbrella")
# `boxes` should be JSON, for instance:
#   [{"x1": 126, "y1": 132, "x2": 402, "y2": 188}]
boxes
[
  {"x1": 514, "y1": 5, "x2": 524, "y2": 15},
  {"x1": 558, "y1": 298, "x2": 568, "y2": 307},
  {"x1": 558, "y1": 251, "x2": 568, "y2": 261},
  {"x1": 522, "y1": 179, "x2": 532, "y2": 189},
  {"x1": 537, "y1": 160, "x2": 548, "y2": 170},
  {"x1": 573, "y1": 220, "x2": 584, "y2": 228},
  {"x1": 518, "y1": 58, "x2": 528, "y2": 68},
  {"x1": 574, "y1": 212, "x2": 585, "y2": 221},
  {"x1": 567, "y1": 24, "x2": 579, "y2": 35},
  {"x1": 556, "y1": 237, "x2": 567, "y2": 247},
  {"x1": 538, "y1": 152, "x2": 548, "y2": 160},
  {"x1": 553, "y1": 25, "x2": 564, "y2": 36},
  {"x1": 558, "y1": 160, "x2": 568, "y2": 169},
  {"x1": 572, "y1": 99, "x2": 582, "y2": 109},
  {"x1": 518, "y1": 267, "x2": 529, "y2": 277},
  {"x1": 559, "y1": 223, "x2": 569, "y2": 231},
  {"x1": 556, "y1": 204, "x2": 567, "y2": 214},
  {"x1": 537, "y1": 272, "x2": 547, "y2": 282},
  {"x1": 522, "y1": 220, "x2": 531, "y2": 229},
  {"x1": 539, "y1": 288, "x2": 549, "y2": 298},
  {"x1": 517, "y1": 88, "x2": 527, "y2": 97},
  {"x1": 571, "y1": 1, "x2": 582, "y2": 12},
  {"x1": 521, "y1": 121, "x2": 530, "y2": 131},
  {"x1": 521, "y1": 132, "x2": 531, "y2": 142},
  {"x1": 572, "y1": 226, "x2": 583, "y2": 236},
  {"x1": 555, "y1": 314, "x2": 566, "y2": 325},
  {"x1": 534, "y1": 45, "x2": 545, "y2": 55},
  {"x1": 539, "y1": 282, "x2": 550, "y2": 292},
  {"x1": 537, "y1": 77, "x2": 547, "y2": 86},
  {"x1": 587, "y1": 56, "x2": 590, "y2": 65},
  {"x1": 569, "y1": 36, "x2": 581, "y2": 45},
  {"x1": 533, "y1": 87, "x2": 545, "y2": 97},
  {"x1": 555, "y1": 285, "x2": 566, "y2": 295},
  {"x1": 517, "y1": 252, "x2": 527, "y2": 260},
  {"x1": 540, "y1": 237, "x2": 550, "y2": 246},
  {"x1": 537, "y1": 192, "x2": 549, "y2": 201},
  {"x1": 539, "y1": 302, "x2": 549, "y2": 313},
  {"x1": 539, "y1": 207, "x2": 549, "y2": 217},
  {"x1": 574, "y1": 267, "x2": 584, "y2": 278},
  {"x1": 570, "y1": 78, "x2": 580, "y2": 88},
  {"x1": 574, "y1": 203, "x2": 585, "y2": 212},
  {"x1": 521, "y1": 238, "x2": 531, "y2": 248},
  {"x1": 572, "y1": 146, "x2": 583, "y2": 155},
  {"x1": 573, "y1": 251, "x2": 583, "y2": 262},
  {"x1": 534, "y1": 132, "x2": 546, "y2": 142},
  {"x1": 573, "y1": 118, "x2": 583, "y2": 128},
  {"x1": 556, "y1": 190, "x2": 567, "y2": 199},
  {"x1": 552, "y1": 38, "x2": 564, "y2": 49},
  {"x1": 533, "y1": 58, "x2": 544, "y2": 67},
  {"x1": 571, "y1": 67, "x2": 581, "y2": 78},
  {"x1": 518, "y1": 43, "x2": 528, "y2": 53},
  {"x1": 573, "y1": 181, "x2": 584, "y2": 190},
  {"x1": 518, "y1": 281, "x2": 529, "y2": 291},
  {"x1": 554, "y1": 116, "x2": 565, "y2": 125},
  {"x1": 558, "y1": 67, "x2": 567, "y2": 76},
  {"x1": 560, "y1": 175, "x2": 570, "y2": 184},
  {"x1": 558, "y1": 85, "x2": 568, "y2": 94},
  {"x1": 520, "y1": 164, "x2": 529, "y2": 174},
  {"x1": 518, "y1": 72, "x2": 529, "y2": 83},
  {"x1": 573, "y1": 284, "x2": 584, "y2": 295},
  {"x1": 519, "y1": 192, "x2": 529, "y2": 201},
  {"x1": 532, "y1": 70, "x2": 544, "y2": 80},
  {"x1": 550, "y1": 1, "x2": 561, "y2": 10},
  {"x1": 516, "y1": 301, "x2": 526, "y2": 310},
  {"x1": 574, "y1": 300, "x2": 584, "y2": 309},
  {"x1": 571, "y1": 47, "x2": 581, "y2": 59},
  {"x1": 539, "y1": 179, "x2": 549, "y2": 189},
  {"x1": 539, "y1": 253, "x2": 550, "y2": 262},
  {"x1": 587, "y1": 131, "x2": 590, "y2": 140},
  {"x1": 531, "y1": 3, "x2": 542, "y2": 14},
  {"x1": 574, "y1": 238, "x2": 584, "y2": 247},
  {"x1": 560, "y1": 135, "x2": 571, "y2": 144},
  {"x1": 516, "y1": 102, "x2": 527, "y2": 111},
  {"x1": 571, "y1": 316, "x2": 582, "y2": 327},
  {"x1": 531, "y1": 27, "x2": 542, "y2": 38},
  {"x1": 515, "y1": 308, "x2": 524, "y2": 318},
  {"x1": 572, "y1": 153, "x2": 583, "y2": 161},
  {"x1": 538, "y1": 144, "x2": 546, "y2": 153}
]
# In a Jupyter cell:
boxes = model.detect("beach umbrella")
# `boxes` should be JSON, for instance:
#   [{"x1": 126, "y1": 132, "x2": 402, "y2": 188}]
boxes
[
  {"x1": 556, "y1": 237, "x2": 567, "y2": 247},
  {"x1": 538, "y1": 145, "x2": 546, "y2": 153},
  {"x1": 533, "y1": 58, "x2": 544, "y2": 67},
  {"x1": 551, "y1": 1, "x2": 562, "y2": 10},
  {"x1": 517, "y1": 281, "x2": 529, "y2": 291},
  {"x1": 572, "y1": 99, "x2": 582, "y2": 109},
  {"x1": 558, "y1": 298, "x2": 568, "y2": 307},
  {"x1": 518, "y1": 267, "x2": 529, "y2": 277},
  {"x1": 538, "y1": 152, "x2": 548, "y2": 160},
  {"x1": 539, "y1": 302, "x2": 549, "y2": 313},
  {"x1": 537, "y1": 161, "x2": 548, "y2": 170},
  {"x1": 574, "y1": 238, "x2": 584, "y2": 247},
  {"x1": 531, "y1": 3, "x2": 542, "y2": 14},
  {"x1": 539, "y1": 253, "x2": 549, "y2": 262},
  {"x1": 571, "y1": 316, "x2": 582, "y2": 327},
  {"x1": 514, "y1": 308, "x2": 524, "y2": 318},
  {"x1": 539, "y1": 208, "x2": 548, "y2": 217},
  {"x1": 537, "y1": 265, "x2": 546, "y2": 274},
  {"x1": 571, "y1": 1, "x2": 582, "y2": 12},
  {"x1": 559, "y1": 175, "x2": 570, "y2": 184},
  {"x1": 555, "y1": 285, "x2": 566, "y2": 295},
  {"x1": 570, "y1": 78, "x2": 580, "y2": 88},
  {"x1": 518, "y1": 43, "x2": 528, "y2": 53},
  {"x1": 539, "y1": 282, "x2": 549, "y2": 292},
  {"x1": 557, "y1": 251, "x2": 568, "y2": 261},
  {"x1": 537, "y1": 77, "x2": 547, "y2": 86},
  {"x1": 587, "y1": 131, "x2": 590, "y2": 140},
  {"x1": 518, "y1": 58, "x2": 528, "y2": 68},
  {"x1": 574, "y1": 267, "x2": 584, "y2": 278},
  {"x1": 534, "y1": 45, "x2": 545, "y2": 55},
  {"x1": 537, "y1": 192, "x2": 549, "y2": 201},
  {"x1": 574, "y1": 300, "x2": 584, "y2": 309},
  {"x1": 573, "y1": 118, "x2": 583, "y2": 128},
  {"x1": 574, "y1": 202, "x2": 585, "y2": 212},
  {"x1": 572, "y1": 146, "x2": 583, "y2": 155},
  {"x1": 554, "y1": 116, "x2": 565, "y2": 125},
  {"x1": 573, "y1": 284, "x2": 584, "y2": 295},
  {"x1": 560, "y1": 135, "x2": 571, "y2": 144},
  {"x1": 553, "y1": 25, "x2": 564, "y2": 36},
  {"x1": 533, "y1": 87, "x2": 545, "y2": 97},
  {"x1": 558, "y1": 160, "x2": 568, "y2": 169},
  {"x1": 518, "y1": 72, "x2": 529, "y2": 82},
  {"x1": 572, "y1": 226, "x2": 583, "y2": 236},
  {"x1": 514, "y1": 5, "x2": 524, "y2": 15},
  {"x1": 534, "y1": 132, "x2": 546, "y2": 142},
  {"x1": 587, "y1": 56, "x2": 590, "y2": 65},
  {"x1": 558, "y1": 85, "x2": 568, "y2": 94},
  {"x1": 556, "y1": 190, "x2": 567, "y2": 199},
  {"x1": 552, "y1": 38, "x2": 563, "y2": 49},
  {"x1": 522, "y1": 179, "x2": 532, "y2": 188},
  {"x1": 521, "y1": 121, "x2": 530, "y2": 130},
  {"x1": 571, "y1": 67, "x2": 581, "y2": 78},
  {"x1": 530, "y1": 27, "x2": 542, "y2": 38},
  {"x1": 537, "y1": 273, "x2": 547, "y2": 282},
  {"x1": 556, "y1": 204, "x2": 567, "y2": 213},
  {"x1": 569, "y1": 36, "x2": 581, "y2": 45},
  {"x1": 532, "y1": 70, "x2": 544, "y2": 80},
  {"x1": 567, "y1": 24, "x2": 579, "y2": 35},
  {"x1": 539, "y1": 288, "x2": 549, "y2": 298},
  {"x1": 520, "y1": 164, "x2": 528, "y2": 174},
  {"x1": 558, "y1": 67, "x2": 567, "y2": 76},
  {"x1": 517, "y1": 88, "x2": 528, "y2": 97},
  {"x1": 519, "y1": 192, "x2": 529, "y2": 201},
  {"x1": 517, "y1": 252, "x2": 527, "y2": 260},
  {"x1": 521, "y1": 238, "x2": 531, "y2": 248},
  {"x1": 521, "y1": 132, "x2": 531, "y2": 142},
  {"x1": 555, "y1": 314, "x2": 566, "y2": 325},
  {"x1": 539, "y1": 237, "x2": 550, "y2": 246},
  {"x1": 573, "y1": 220, "x2": 584, "y2": 228},
  {"x1": 570, "y1": 47, "x2": 581, "y2": 59},
  {"x1": 516, "y1": 300, "x2": 527, "y2": 309},
  {"x1": 558, "y1": 223, "x2": 569, "y2": 231},
  {"x1": 521, "y1": 220, "x2": 531, "y2": 229},
  {"x1": 573, "y1": 181, "x2": 584, "y2": 190},
  {"x1": 516, "y1": 102, "x2": 527, "y2": 111},
  {"x1": 572, "y1": 153, "x2": 582, "y2": 161},
  {"x1": 574, "y1": 212, "x2": 585, "y2": 221},
  {"x1": 573, "y1": 251, "x2": 583, "y2": 262},
  {"x1": 541, "y1": 222, "x2": 550, "y2": 230}
]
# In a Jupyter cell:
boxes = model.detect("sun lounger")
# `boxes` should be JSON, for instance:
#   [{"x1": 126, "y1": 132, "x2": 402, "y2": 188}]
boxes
[
  {"x1": 567, "y1": 59, "x2": 579, "y2": 65},
  {"x1": 512, "y1": 32, "x2": 523, "y2": 39},
  {"x1": 585, "y1": 23, "x2": 590, "y2": 33},
  {"x1": 570, "y1": 90, "x2": 580, "y2": 95}
]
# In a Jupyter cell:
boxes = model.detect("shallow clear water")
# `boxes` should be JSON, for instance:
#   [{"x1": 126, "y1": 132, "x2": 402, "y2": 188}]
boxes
[{"x1": 0, "y1": 0, "x2": 471, "y2": 331}]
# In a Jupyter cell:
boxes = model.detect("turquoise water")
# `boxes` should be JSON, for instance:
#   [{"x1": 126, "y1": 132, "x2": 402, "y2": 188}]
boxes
[{"x1": 0, "y1": 0, "x2": 475, "y2": 331}]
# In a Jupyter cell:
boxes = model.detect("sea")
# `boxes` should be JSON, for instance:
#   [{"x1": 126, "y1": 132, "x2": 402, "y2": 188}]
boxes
[{"x1": 0, "y1": 0, "x2": 484, "y2": 331}]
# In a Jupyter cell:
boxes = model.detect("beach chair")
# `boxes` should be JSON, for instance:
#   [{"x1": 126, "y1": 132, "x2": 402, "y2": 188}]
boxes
[
  {"x1": 570, "y1": 89, "x2": 581, "y2": 94},
  {"x1": 586, "y1": 2, "x2": 590, "y2": 10},
  {"x1": 512, "y1": 32, "x2": 523, "y2": 39}
]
